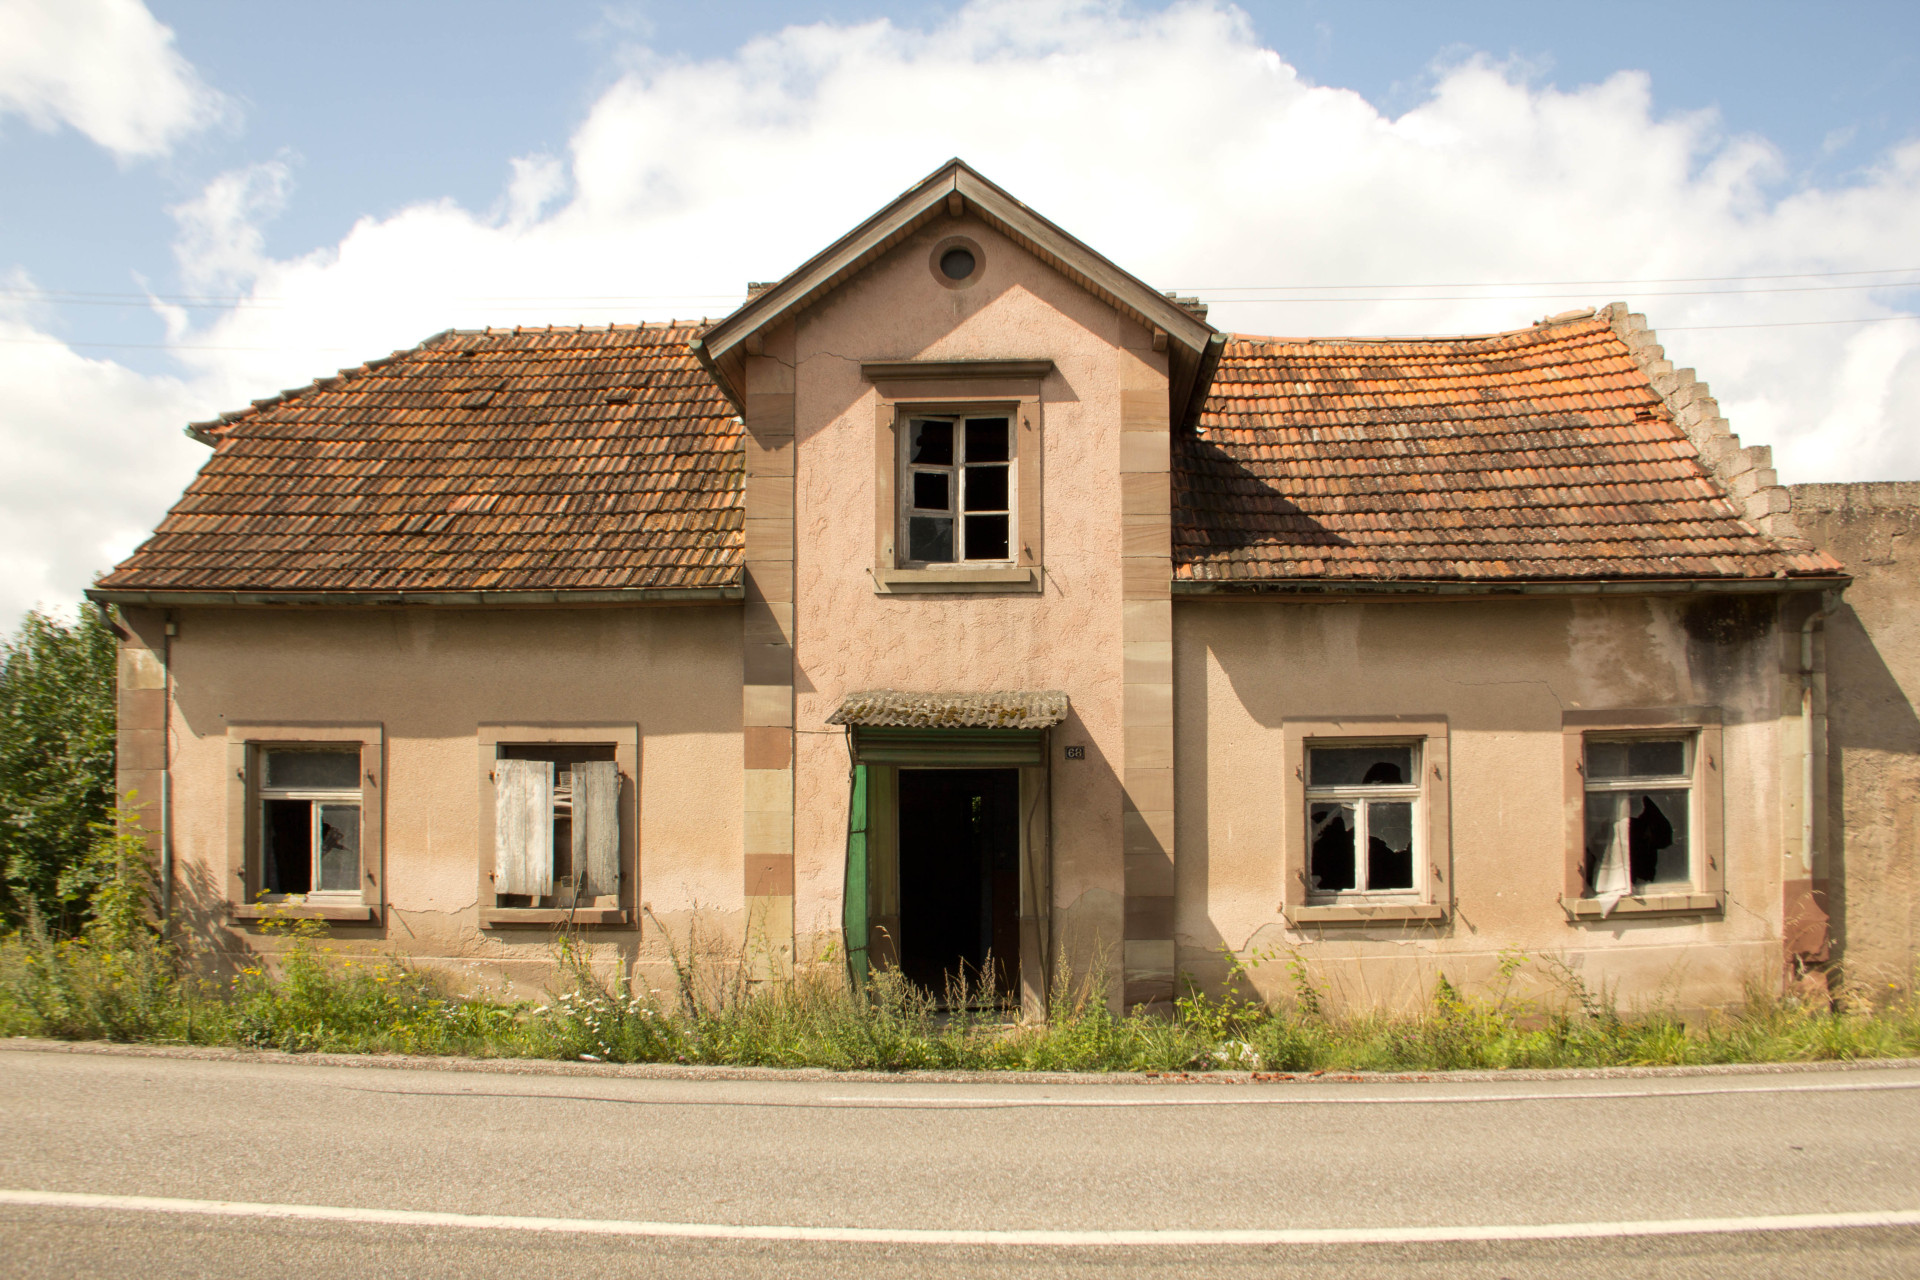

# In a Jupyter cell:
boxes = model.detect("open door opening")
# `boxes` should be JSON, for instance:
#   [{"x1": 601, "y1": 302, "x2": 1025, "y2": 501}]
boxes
[{"x1": 897, "y1": 768, "x2": 1020, "y2": 1005}]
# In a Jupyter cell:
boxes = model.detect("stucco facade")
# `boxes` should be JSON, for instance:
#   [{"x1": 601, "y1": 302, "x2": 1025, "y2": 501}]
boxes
[
  {"x1": 114, "y1": 602, "x2": 742, "y2": 992},
  {"x1": 1175, "y1": 593, "x2": 1817, "y2": 1010},
  {"x1": 95, "y1": 161, "x2": 1914, "y2": 1014}
]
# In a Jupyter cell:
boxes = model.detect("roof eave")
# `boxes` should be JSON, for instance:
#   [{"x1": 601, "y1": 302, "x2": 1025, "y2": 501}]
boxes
[
  {"x1": 86, "y1": 585, "x2": 746, "y2": 609},
  {"x1": 1170, "y1": 574, "x2": 1852, "y2": 600}
]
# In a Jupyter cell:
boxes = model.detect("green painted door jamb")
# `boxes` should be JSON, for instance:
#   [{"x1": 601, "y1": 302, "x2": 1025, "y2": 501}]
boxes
[{"x1": 844, "y1": 764, "x2": 870, "y2": 990}]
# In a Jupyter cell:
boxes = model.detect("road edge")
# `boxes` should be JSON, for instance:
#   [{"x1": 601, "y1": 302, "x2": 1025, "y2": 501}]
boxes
[{"x1": 5, "y1": 1036, "x2": 1918, "y2": 1086}]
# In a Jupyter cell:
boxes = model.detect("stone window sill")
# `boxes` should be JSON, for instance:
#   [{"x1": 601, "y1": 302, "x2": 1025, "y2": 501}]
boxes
[
  {"x1": 480, "y1": 907, "x2": 631, "y2": 928},
  {"x1": 875, "y1": 567, "x2": 1039, "y2": 594},
  {"x1": 231, "y1": 902, "x2": 377, "y2": 923},
  {"x1": 1561, "y1": 892, "x2": 1722, "y2": 920},
  {"x1": 1285, "y1": 902, "x2": 1446, "y2": 925}
]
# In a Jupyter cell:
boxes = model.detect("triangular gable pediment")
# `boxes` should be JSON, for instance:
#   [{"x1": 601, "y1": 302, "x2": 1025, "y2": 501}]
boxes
[{"x1": 692, "y1": 159, "x2": 1223, "y2": 423}]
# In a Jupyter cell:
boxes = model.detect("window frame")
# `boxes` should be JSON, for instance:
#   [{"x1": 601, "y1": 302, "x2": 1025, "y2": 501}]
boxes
[
  {"x1": 225, "y1": 723, "x2": 383, "y2": 923},
  {"x1": 1280, "y1": 717, "x2": 1450, "y2": 925},
  {"x1": 477, "y1": 723, "x2": 638, "y2": 928},
  {"x1": 1561, "y1": 708, "x2": 1724, "y2": 919},
  {"x1": 257, "y1": 753, "x2": 363, "y2": 902},
  {"x1": 1303, "y1": 738, "x2": 1425, "y2": 901},
  {"x1": 896, "y1": 412, "x2": 1017, "y2": 568},
  {"x1": 864, "y1": 362, "x2": 1048, "y2": 595}
]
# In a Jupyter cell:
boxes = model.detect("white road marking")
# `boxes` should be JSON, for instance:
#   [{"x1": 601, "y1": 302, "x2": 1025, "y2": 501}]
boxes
[
  {"x1": 1, "y1": 1190, "x2": 1915, "y2": 1246},
  {"x1": 821, "y1": 1078, "x2": 1920, "y2": 1108}
]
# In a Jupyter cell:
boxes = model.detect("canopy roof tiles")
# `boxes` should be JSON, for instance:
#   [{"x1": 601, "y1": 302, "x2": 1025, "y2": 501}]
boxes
[
  {"x1": 827, "y1": 690, "x2": 1071, "y2": 730},
  {"x1": 95, "y1": 324, "x2": 743, "y2": 600}
]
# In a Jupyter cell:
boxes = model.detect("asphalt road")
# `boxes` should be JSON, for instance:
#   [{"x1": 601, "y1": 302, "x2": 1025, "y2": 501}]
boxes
[{"x1": 2, "y1": 1048, "x2": 1917, "y2": 1278}]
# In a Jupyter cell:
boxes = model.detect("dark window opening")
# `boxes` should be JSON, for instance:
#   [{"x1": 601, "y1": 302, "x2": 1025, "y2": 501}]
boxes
[{"x1": 939, "y1": 247, "x2": 977, "y2": 280}]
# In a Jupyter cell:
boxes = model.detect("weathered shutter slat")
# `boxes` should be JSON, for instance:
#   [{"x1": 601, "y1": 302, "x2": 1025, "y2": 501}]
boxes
[
  {"x1": 495, "y1": 758, "x2": 553, "y2": 896},
  {"x1": 572, "y1": 759, "x2": 621, "y2": 899}
]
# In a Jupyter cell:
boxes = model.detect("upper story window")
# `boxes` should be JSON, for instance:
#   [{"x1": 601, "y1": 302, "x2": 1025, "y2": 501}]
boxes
[
  {"x1": 901, "y1": 414, "x2": 1013, "y2": 565},
  {"x1": 1582, "y1": 735, "x2": 1692, "y2": 897},
  {"x1": 258, "y1": 748, "x2": 362, "y2": 900},
  {"x1": 1305, "y1": 741, "x2": 1421, "y2": 898}
]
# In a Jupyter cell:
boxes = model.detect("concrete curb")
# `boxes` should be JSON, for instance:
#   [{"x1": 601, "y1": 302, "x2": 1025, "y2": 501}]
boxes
[{"x1": 7, "y1": 1036, "x2": 1919, "y2": 1086}]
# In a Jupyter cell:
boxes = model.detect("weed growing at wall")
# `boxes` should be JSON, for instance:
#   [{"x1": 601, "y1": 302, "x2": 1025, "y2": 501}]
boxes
[{"x1": 3, "y1": 892, "x2": 1918, "y2": 1071}]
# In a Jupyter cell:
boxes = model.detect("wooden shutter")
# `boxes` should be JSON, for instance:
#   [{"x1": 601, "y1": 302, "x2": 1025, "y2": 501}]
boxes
[
  {"x1": 571, "y1": 759, "x2": 621, "y2": 898},
  {"x1": 494, "y1": 758, "x2": 553, "y2": 896}
]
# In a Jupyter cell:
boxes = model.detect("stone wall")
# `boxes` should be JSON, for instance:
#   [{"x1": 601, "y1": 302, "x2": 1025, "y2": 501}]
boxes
[{"x1": 1792, "y1": 482, "x2": 1920, "y2": 989}]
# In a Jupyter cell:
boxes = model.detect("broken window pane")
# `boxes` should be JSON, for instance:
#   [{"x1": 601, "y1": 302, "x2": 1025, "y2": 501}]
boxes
[
  {"x1": 265, "y1": 750, "x2": 358, "y2": 789},
  {"x1": 909, "y1": 515, "x2": 954, "y2": 562},
  {"x1": 909, "y1": 419, "x2": 952, "y2": 466},
  {"x1": 1309, "y1": 801, "x2": 1356, "y2": 891},
  {"x1": 912, "y1": 471, "x2": 950, "y2": 511},
  {"x1": 263, "y1": 798, "x2": 312, "y2": 894},
  {"x1": 1310, "y1": 745, "x2": 1414, "y2": 788},
  {"x1": 318, "y1": 804, "x2": 360, "y2": 892},
  {"x1": 964, "y1": 463, "x2": 1008, "y2": 511},
  {"x1": 1366, "y1": 800, "x2": 1415, "y2": 890},
  {"x1": 965, "y1": 417, "x2": 1009, "y2": 462},
  {"x1": 1629, "y1": 790, "x2": 1689, "y2": 884},
  {"x1": 964, "y1": 514, "x2": 1009, "y2": 560}
]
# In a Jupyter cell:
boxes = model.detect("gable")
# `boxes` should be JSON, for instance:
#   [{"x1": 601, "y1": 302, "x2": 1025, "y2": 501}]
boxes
[{"x1": 693, "y1": 159, "x2": 1222, "y2": 426}]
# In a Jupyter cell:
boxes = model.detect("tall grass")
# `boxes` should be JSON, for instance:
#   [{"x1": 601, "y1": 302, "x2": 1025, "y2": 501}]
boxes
[{"x1": 2, "y1": 832, "x2": 1916, "y2": 1071}]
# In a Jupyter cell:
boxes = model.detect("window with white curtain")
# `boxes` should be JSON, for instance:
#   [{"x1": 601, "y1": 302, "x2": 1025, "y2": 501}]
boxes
[{"x1": 1582, "y1": 735, "x2": 1693, "y2": 905}]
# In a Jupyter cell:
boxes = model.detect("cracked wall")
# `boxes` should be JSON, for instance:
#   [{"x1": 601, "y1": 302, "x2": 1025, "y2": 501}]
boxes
[
  {"x1": 1173, "y1": 593, "x2": 1790, "y2": 1012},
  {"x1": 147, "y1": 603, "x2": 743, "y2": 995}
]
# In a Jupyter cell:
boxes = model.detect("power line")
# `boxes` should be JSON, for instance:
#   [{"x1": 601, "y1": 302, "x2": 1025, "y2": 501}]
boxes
[
  {"x1": 6, "y1": 264, "x2": 1920, "y2": 310},
  {"x1": 4, "y1": 314, "x2": 1916, "y2": 353},
  {"x1": 1175, "y1": 265, "x2": 1920, "y2": 291}
]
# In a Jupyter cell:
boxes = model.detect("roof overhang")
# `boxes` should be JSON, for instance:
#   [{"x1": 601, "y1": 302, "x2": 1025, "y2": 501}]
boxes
[
  {"x1": 86, "y1": 586, "x2": 744, "y2": 609},
  {"x1": 1171, "y1": 575, "x2": 1851, "y2": 600},
  {"x1": 691, "y1": 159, "x2": 1220, "y2": 423}
]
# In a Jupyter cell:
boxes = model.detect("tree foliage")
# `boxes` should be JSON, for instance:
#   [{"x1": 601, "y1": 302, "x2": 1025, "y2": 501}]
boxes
[{"x1": 0, "y1": 607, "x2": 118, "y2": 932}]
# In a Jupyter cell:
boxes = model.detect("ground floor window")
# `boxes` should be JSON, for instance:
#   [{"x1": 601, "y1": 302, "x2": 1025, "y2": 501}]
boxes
[
  {"x1": 257, "y1": 747, "x2": 362, "y2": 900},
  {"x1": 492, "y1": 744, "x2": 621, "y2": 907},
  {"x1": 1305, "y1": 740, "x2": 1422, "y2": 898},
  {"x1": 1582, "y1": 735, "x2": 1693, "y2": 898}
]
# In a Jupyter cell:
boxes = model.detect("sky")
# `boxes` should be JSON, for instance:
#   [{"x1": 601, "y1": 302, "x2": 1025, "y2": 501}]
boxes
[{"x1": 1, "y1": 0, "x2": 1917, "y2": 628}]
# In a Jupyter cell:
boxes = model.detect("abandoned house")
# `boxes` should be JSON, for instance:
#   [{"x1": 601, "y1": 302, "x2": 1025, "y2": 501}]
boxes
[{"x1": 90, "y1": 160, "x2": 1920, "y2": 1013}]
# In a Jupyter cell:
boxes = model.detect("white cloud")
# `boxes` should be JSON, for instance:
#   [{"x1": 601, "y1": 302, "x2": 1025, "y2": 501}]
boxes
[
  {"x1": 0, "y1": 294, "x2": 204, "y2": 623},
  {"x1": 0, "y1": 0, "x2": 226, "y2": 159},
  {"x1": 6, "y1": 0, "x2": 1920, "y2": 624}
]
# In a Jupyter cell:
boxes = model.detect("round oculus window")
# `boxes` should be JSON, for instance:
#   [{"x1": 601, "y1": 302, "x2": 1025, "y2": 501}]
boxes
[{"x1": 939, "y1": 247, "x2": 977, "y2": 280}]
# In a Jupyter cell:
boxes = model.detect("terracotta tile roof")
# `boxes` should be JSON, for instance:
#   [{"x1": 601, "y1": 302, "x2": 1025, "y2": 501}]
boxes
[
  {"x1": 826, "y1": 690, "x2": 1072, "y2": 729},
  {"x1": 98, "y1": 324, "x2": 743, "y2": 597},
  {"x1": 1174, "y1": 315, "x2": 1843, "y2": 586}
]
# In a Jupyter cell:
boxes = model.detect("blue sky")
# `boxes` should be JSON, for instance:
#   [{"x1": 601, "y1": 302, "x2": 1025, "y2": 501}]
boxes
[
  {"x1": 1, "y1": 0, "x2": 1918, "y2": 624},
  {"x1": 9, "y1": 2, "x2": 1917, "y2": 367}
]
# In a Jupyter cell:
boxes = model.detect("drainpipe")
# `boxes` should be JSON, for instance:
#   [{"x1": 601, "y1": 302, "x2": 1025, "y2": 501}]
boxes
[
  {"x1": 160, "y1": 615, "x2": 175, "y2": 929},
  {"x1": 1791, "y1": 589, "x2": 1842, "y2": 977}
]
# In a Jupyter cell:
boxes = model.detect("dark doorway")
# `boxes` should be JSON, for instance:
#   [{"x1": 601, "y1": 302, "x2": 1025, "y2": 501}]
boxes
[{"x1": 897, "y1": 768, "x2": 1020, "y2": 1004}]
